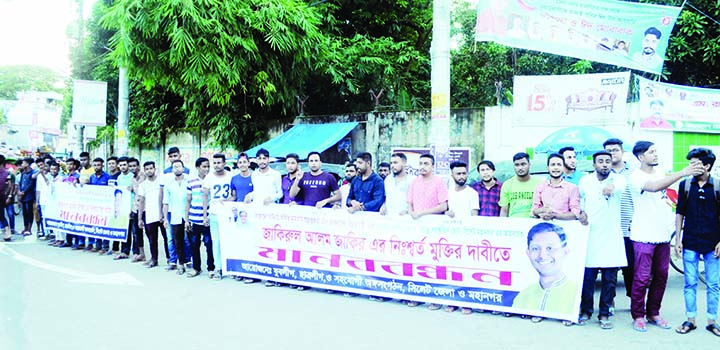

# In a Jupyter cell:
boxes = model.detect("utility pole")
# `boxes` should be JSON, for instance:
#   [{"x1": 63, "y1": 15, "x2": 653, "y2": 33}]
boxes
[
  {"x1": 117, "y1": 67, "x2": 129, "y2": 156},
  {"x1": 430, "y1": 0, "x2": 451, "y2": 175}
]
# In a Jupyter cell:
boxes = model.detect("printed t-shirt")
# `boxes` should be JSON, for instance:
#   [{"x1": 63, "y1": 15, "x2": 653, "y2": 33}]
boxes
[
  {"x1": 498, "y1": 176, "x2": 541, "y2": 218},
  {"x1": 297, "y1": 171, "x2": 339, "y2": 207}
]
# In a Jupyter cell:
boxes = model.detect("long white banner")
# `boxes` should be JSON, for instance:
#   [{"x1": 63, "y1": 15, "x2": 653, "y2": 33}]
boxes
[
  {"x1": 42, "y1": 183, "x2": 131, "y2": 241},
  {"x1": 218, "y1": 203, "x2": 589, "y2": 321},
  {"x1": 513, "y1": 71, "x2": 630, "y2": 126},
  {"x1": 638, "y1": 76, "x2": 720, "y2": 133}
]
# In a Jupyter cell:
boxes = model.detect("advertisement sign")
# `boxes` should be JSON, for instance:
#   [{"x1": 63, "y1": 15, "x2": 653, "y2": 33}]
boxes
[
  {"x1": 391, "y1": 147, "x2": 471, "y2": 177},
  {"x1": 42, "y1": 183, "x2": 131, "y2": 241},
  {"x1": 71, "y1": 79, "x2": 108, "y2": 126},
  {"x1": 638, "y1": 76, "x2": 720, "y2": 132},
  {"x1": 513, "y1": 71, "x2": 630, "y2": 126},
  {"x1": 218, "y1": 203, "x2": 589, "y2": 321},
  {"x1": 475, "y1": 0, "x2": 681, "y2": 74}
]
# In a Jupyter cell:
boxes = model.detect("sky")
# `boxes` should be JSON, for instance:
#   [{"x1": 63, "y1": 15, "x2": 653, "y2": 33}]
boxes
[{"x1": 0, "y1": 0, "x2": 95, "y2": 76}]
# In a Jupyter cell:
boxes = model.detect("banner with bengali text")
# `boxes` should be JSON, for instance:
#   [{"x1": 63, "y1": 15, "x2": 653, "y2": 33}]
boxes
[
  {"x1": 638, "y1": 76, "x2": 720, "y2": 133},
  {"x1": 475, "y1": 0, "x2": 681, "y2": 74},
  {"x1": 42, "y1": 182, "x2": 131, "y2": 241},
  {"x1": 218, "y1": 203, "x2": 589, "y2": 321},
  {"x1": 513, "y1": 71, "x2": 630, "y2": 126}
]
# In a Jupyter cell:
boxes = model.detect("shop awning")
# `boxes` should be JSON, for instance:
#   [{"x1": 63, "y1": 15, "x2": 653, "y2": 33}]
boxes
[{"x1": 245, "y1": 122, "x2": 358, "y2": 160}]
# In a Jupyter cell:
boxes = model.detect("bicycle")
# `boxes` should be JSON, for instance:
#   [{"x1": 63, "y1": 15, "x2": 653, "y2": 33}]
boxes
[{"x1": 669, "y1": 231, "x2": 706, "y2": 285}]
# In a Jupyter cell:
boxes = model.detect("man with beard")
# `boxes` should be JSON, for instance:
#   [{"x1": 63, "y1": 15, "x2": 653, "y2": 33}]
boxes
[
  {"x1": 78, "y1": 152, "x2": 94, "y2": 185},
  {"x1": 138, "y1": 161, "x2": 170, "y2": 269},
  {"x1": 281, "y1": 153, "x2": 301, "y2": 204},
  {"x1": 162, "y1": 160, "x2": 190, "y2": 275},
  {"x1": 444, "y1": 161, "x2": 479, "y2": 314},
  {"x1": 628, "y1": 141, "x2": 704, "y2": 332},
  {"x1": 406, "y1": 153, "x2": 447, "y2": 309},
  {"x1": 532, "y1": 153, "x2": 586, "y2": 224},
  {"x1": 185, "y1": 157, "x2": 212, "y2": 278},
  {"x1": 347, "y1": 152, "x2": 385, "y2": 213},
  {"x1": 338, "y1": 163, "x2": 357, "y2": 208},
  {"x1": 88, "y1": 158, "x2": 112, "y2": 254},
  {"x1": 290, "y1": 152, "x2": 340, "y2": 208},
  {"x1": 202, "y1": 154, "x2": 233, "y2": 280},
  {"x1": 559, "y1": 146, "x2": 580, "y2": 186},
  {"x1": 377, "y1": 162, "x2": 390, "y2": 180},
  {"x1": 380, "y1": 153, "x2": 413, "y2": 216},
  {"x1": 246, "y1": 148, "x2": 282, "y2": 207},
  {"x1": 578, "y1": 151, "x2": 627, "y2": 329},
  {"x1": 632, "y1": 27, "x2": 665, "y2": 68},
  {"x1": 114, "y1": 157, "x2": 136, "y2": 260},
  {"x1": 472, "y1": 160, "x2": 502, "y2": 217},
  {"x1": 500, "y1": 152, "x2": 541, "y2": 219},
  {"x1": 128, "y1": 158, "x2": 147, "y2": 262}
]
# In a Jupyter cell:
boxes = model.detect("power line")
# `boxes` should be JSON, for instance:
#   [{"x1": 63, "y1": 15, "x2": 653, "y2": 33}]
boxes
[{"x1": 685, "y1": 1, "x2": 720, "y2": 26}]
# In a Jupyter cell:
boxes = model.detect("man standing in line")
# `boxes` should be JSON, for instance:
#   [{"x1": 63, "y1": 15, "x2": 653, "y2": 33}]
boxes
[
  {"x1": 559, "y1": 146, "x2": 580, "y2": 185},
  {"x1": 406, "y1": 153, "x2": 448, "y2": 309},
  {"x1": 160, "y1": 147, "x2": 191, "y2": 269},
  {"x1": 88, "y1": 158, "x2": 112, "y2": 254},
  {"x1": 628, "y1": 141, "x2": 704, "y2": 332},
  {"x1": 128, "y1": 158, "x2": 146, "y2": 262},
  {"x1": 18, "y1": 158, "x2": 36, "y2": 236},
  {"x1": 202, "y1": 154, "x2": 233, "y2": 280},
  {"x1": 0, "y1": 156, "x2": 9, "y2": 241},
  {"x1": 246, "y1": 148, "x2": 282, "y2": 206},
  {"x1": 338, "y1": 163, "x2": 357, "y2": 208},
  {"x1": 231, "y1": 153, "x2": 254, "y2": 204},
  {"x1": 603, "y1": 138, "x2": 635, "y2": 304},
  {"x1": 290, "y1": 152, "x2": 340, "y2": 208},
  {"x1": 499, "y1": 152, "x2": 541, "y2": 218},
  {"x1": 185, "y1": 157, "x2": 212, "y2": 278},
  {"x1": 377, "y1": 162, "x2": 391, "y2": 180},
  {"x1": 347, "y1": 152, "x2": 385, "y2": 213},
  {"x1": 162, "y1": 159, "x2": 190, "y2": 275},
  {"x1": 281, "y1": 153, "x2": 301, "y2": 204},
  {"x1": 34, "y1": 159, "x2": 51, "y2": 241},
  {"x1": 78, "y1": 152, "x2": 94, "y2": 185},
  {"x1": 107, "y1": 156, "x2": 121, "y2": 180},
  {"x1": 64, "y1": 159, "x2": 83, "y2": 249},
  {"x1": 114, "y1": 157, "x2": 135, "y2": 260},
  {"x1": 5, "y1": 159, "x2": 17, "y2": 237},
  {"x1": 163, "y1": 147, "x2": 190, "y2": 175},
  {"x1": 137, "y1": 161, "x2": 169, "y2": 269},
  {"x1": 674, "y1": 148, "x2": 720, "y2": 336},
  {"x1": 578, "y1": 151, "x2": 627, "y2": 329},
  {"x1": 472, "y1": 160, "x2": 502, "y2": 217},
  {"x1": 445, "y1": 161, "x2": 479, "y2": 314},
  {"x1": 532, "y1": 153, "x2": 585, "y2": 223},
  {"x1": 380, "y1": 153, "x2": 413, "y2": 216}
]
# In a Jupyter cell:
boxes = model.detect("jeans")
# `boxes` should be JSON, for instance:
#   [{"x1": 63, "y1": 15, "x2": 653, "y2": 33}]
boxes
[
  {"x1": 5, "y1": 204, "x2": 14, "y2": 231},
  {"x1": 145, "y1": 221, "x2": 169, "y2": 263},
  {"x1": 209, "y1": 214, "x2": 222, "y2": 273},
  {"x1": 631, "y1": 242, "x2": 670, "y2": 319},
  {"x1": 621, "y1": 237, "x2": 635, "y2": 298},
  {"x1": 683, "y1": 249, "x2": 720, "y2": 320},
  {"x1": 581, "y1": 267, "x2": 618, "y2": 318},
  {"x1": 166, "y1": 213, "x2": 191, "y2": 265},
  {"x1": 121, "y1": 212, "x2": 140, "y2": 255},
  {"x1": 189, "y1": 223, "x2": 214, "y2": 272},
  {"x1": 21, "y1": 200, "x2": 33, "y2": 230},
  {"x1": 170, "y1": 222, "x2": 187, "y2": 266},
  {"x1": 0, "y1": 204, "x2": 7, "y2": 229}
]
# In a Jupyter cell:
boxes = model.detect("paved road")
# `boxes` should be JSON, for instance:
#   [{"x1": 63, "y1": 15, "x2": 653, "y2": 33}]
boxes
[{"x1": 1, "y1": 234, "x2": 717, "y2": 350}]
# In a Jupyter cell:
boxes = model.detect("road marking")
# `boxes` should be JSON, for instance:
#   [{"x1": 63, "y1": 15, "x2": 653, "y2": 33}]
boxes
[{"x1": 0, "y1": 243, "x2": 143, "y2": 286}]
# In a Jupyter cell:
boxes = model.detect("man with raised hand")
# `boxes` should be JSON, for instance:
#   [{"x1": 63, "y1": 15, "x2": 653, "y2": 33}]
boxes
[
  {"x1": 202, "y1": 154, "x2": 233, "y2": 280},
  {"x1": 628, "y1": 141, "x2": 704, "y2": 332},
  {"x1": 406, "y1": 153, "x2": 448, "y2": 310}
]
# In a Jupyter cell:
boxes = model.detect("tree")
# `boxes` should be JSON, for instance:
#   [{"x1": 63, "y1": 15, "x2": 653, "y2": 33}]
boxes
[{"x1": 0, "y1": 65, "x2": 62, "y2": 100}]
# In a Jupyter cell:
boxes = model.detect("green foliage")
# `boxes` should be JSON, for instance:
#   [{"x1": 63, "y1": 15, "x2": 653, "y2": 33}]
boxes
[{"x1": 0, "y1": 65, "x2": 62, "y2": 100}]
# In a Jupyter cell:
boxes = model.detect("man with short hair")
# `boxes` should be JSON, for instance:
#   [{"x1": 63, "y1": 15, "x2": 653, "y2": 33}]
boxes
[
  {"x1": 164, "y1": 147, "x2": 190, "y2": 174},
  {"x1": 281, "y1": 153, "x2": 301, "y2": 204},
  {"x1": 33, "y1": 158, "x2": 50, "y2": 240},
  {"x1": 339, "y1": 163, "x2": 357, "y2": 208},
  {"x1": 88, "y1": 158, "x2": 113, "y2": 254},
  {"x1": 64, "y1": 158, "x2": 82, "y2": 249},
  {"x1": 472, "y1": 160, "x2": 502, "y2": 217},
  {"x1": 162, "y1": 159, "x2": 190, "y2": 274},
  {"x1": 559, "y1": 146, "x2": 580, "y2": 185},
  {"x1": 160, "y1": 147, "x2": 191, "y2": 269},
  {"x1": 18, "y1": 158, "x2": 37, "y2": 236},
  {"x1": 674, "y1": 148, "x2": 720, "y2": 336},
  {"x1": 246, "y1": 148, "x2": 282, "y2": 205},
  {"x1": 202, "y1": 154, "x2": 233, "y2": 280},
  {"x1": 231, "y1": 153, "x2": 254, "y2": 204},
  {"x1": 380, "y1": 153, "x2": 413, "y2": 216},
  {"x1": 499, "y1": 152, "x2": 541, "y2": 218},
  {"x1": 290, "y1": 152, "x2": 340, "y2": 208},
  {"x1": 0, "y1": 156, "x2": 10, "y2": 241},
  {"x1": 107, "y1": 156, "x2": 120, "y2": 180},
  {"x1": 114, "y1": 157, "x2": 136, "y2": 260},
  {"x1": 4, "y1": 159, "x2": 17, "y2": 237},
  {"x1": 632, "y1": 27, "x2": 664, "y2": 67},
  {"x1": 628, "y1": 141, "x2": 704, "y2": 332},
  {"x1": 377, "y1": 162, "x2": 391, "y2": 180},
  {"x1": 578, "y1": 151, "x2": 627, "y2": 329},
  {"x1": 78, "y1": 151, "x2": 94, "y2": 184},
  {"x1": 604, "y1": 138, "x2": 635, "y2": 301},
  {"x1": 347, "y1": 152, "x2": 385, "y2": 213},
  {"x1": 185, "y1": 157, "x2": 212, "y2": 278},
  {"x1": 137, "y1": 161, "x2": 169, "y2": 269},
  {"x1": 128, "y1": 158, "x2": 146, "y2": 262},
  {"x1": 406, "y1": 153, "x2": 448, "y2": 309},
  {"x1": 532, "y1": 153, "x2": 586, "y2": 224}
]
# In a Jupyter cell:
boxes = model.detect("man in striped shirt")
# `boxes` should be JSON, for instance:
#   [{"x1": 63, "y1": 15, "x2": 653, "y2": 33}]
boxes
[{"x1": 185, "y1": 157, "x2": 212, "y2": 278}]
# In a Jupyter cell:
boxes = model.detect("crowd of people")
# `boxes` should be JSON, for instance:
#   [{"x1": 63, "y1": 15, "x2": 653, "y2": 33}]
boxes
[{"x1": 1, "y1": 139, "x2": 719, "y2": 336}]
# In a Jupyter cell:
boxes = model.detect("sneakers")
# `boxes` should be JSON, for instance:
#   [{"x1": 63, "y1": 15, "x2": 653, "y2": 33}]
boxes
[
  {"x1": 165, "y1": 264, "x2": 178, "y2": 271},
  {"x1": 186, "y1": 270, "x2": 201, "y2": 278}
]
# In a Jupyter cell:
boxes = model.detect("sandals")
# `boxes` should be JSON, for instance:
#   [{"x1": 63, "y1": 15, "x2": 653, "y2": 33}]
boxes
[
  {"x1": 676, "y1": 321, "x2": 697, "y2": 334},
  {"x1": 633, "y1": 319, "x2": 647, "y2": 332},
  {"x1": 113, "y1": 253, "x2": 129, "y2": 260},
  {"x1": 647, "y1": 317, "x2": 671, "y2": 329},
  {"x1": 599, "y1": 318, "x2": 613, "y2": 330},
  {"x1": 444, "y1": 306, "x2": 458, "y2": 313},
  {"x1": 531, "y1": 317, "x2": 545, "y2": 323},
  {"x1": 460, "y1": 308, "x2": 473, "y2": 315},
  {"x1": 186, "y1": 270, "x2": 200, "y2": 278},
  {"x1": 707, "y1": 323, "x2": 720, "y2": 337},
  {"x1": 578, "y1": 314, "x2": 591, "y2": 326}
]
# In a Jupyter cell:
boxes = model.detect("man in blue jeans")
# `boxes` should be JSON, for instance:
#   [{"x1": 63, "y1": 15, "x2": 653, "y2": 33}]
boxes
[{"x1": 675, "y1": 148, "x2": 720, "y2": 336}]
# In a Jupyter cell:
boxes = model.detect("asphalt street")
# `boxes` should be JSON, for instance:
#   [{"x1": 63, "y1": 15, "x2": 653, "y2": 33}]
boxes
[{"x1": 1, "y1": 231, "x2": 718, "y2": 349}]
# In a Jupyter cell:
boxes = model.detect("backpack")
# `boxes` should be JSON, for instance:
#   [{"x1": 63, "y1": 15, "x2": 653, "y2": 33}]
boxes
[{"x1": 682, "y1": 176, "x2": 720, "y2": 203}]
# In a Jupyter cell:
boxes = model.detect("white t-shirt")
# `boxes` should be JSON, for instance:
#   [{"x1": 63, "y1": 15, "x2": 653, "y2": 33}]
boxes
[
  {"x1": 138, "y1": 177, "x2": 163, "y2": 224},
  {"x1": 447, "y1": 185, "x2": 480, "y2": 218},
  {"x1": 36, "y1": 173, "x2": 52, "y2": 205},
  {"x1": 202, "y1": 171, "x2": 233, "y2": 214},
  {"x1": 628, "y1": 168, "x2": 675, "y2": 243},
  {"x1": 384, "y1": 174, "x2": 414, "y2": 215},
  {"x1": 249, "y1": 168, "x2": 282, "y2": 204}
]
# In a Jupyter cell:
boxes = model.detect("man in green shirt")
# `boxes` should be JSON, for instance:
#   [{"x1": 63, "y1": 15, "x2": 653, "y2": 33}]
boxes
[{"x1": 499, "y1": 152, "x2": 541, "y2": 218}]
